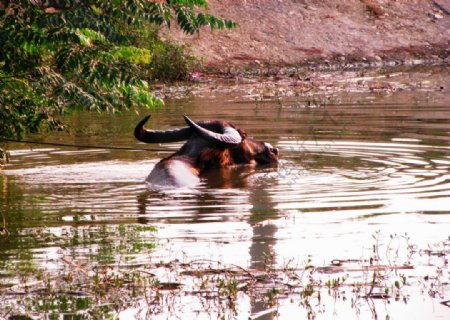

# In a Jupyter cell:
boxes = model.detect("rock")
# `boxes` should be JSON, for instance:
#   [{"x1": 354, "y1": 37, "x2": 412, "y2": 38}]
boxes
[{"x1": 428, "y1": 12, "x2": 444, "y2": 20}]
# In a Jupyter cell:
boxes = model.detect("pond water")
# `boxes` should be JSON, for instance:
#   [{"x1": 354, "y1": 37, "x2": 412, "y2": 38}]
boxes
[{"x1": 0, "y1": 67, "x2": 449, "y2": 319}]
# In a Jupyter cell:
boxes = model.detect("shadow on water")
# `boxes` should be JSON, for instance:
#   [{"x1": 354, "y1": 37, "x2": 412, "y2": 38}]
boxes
[{"x1": 0, "y1": 66, "x2": 449, "y2": 319}]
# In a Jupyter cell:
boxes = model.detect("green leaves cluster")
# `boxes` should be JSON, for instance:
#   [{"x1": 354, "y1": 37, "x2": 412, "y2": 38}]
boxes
[{"x1": 0, "y1": 0, "x2": 237, "y2": 141}]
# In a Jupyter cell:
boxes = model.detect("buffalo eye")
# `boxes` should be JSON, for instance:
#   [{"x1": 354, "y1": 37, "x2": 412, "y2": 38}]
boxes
[
  {"x1": 264, "y1": 142, "x2": 278, "y2": 155},
  {"x1": 270, "y1": 147, "x2": 279, "y2": 155}
]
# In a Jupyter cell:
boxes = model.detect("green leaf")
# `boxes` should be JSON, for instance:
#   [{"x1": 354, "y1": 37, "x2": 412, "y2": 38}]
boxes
[{"x1": 0, "y1": 0, "x2": 236, "y2": 140}]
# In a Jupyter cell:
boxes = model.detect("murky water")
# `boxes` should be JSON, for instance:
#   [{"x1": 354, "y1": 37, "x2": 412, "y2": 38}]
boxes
[{"x1": 1, "y1": 67, "x2": 449, "y2": 319}]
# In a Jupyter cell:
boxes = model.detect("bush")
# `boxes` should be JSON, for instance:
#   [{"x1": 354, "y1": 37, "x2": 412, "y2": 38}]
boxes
[
  {"x1": 0, "y1": 1, "x2": 237, "y2": 145},
  {"x1": 149, "y1": 41, "x2": 197, "y2": 82},
  {"x1": 127, "y1": 24, "x2": 198, "y2": 82}
]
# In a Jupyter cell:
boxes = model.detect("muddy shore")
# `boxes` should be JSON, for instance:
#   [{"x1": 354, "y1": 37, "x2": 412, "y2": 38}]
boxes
[{"x1": 165, "y1": 0, "x2": 449, "y2": 75}]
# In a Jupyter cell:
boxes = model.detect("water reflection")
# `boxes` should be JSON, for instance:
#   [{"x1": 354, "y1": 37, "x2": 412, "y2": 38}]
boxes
[{"x1": 1, "y1": 67, "x2": 449, "y2": 318}]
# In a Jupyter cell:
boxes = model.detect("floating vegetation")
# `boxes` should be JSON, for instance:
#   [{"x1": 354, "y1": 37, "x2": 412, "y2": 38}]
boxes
[
  {"x1": 152, "y1": 65, "x2": 446, "y2": 101},
  {"x1": 1, "y1": 69, "x2": 449, "y2": 319},
  {"x1": 0, "y1": 232, "x2": 447, "y2": 319}
]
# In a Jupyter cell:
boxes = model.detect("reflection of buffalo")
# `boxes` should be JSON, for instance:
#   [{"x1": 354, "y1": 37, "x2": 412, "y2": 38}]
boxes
[{"x1": 135, "y1": 115, "x2": 279, "y2": 187}]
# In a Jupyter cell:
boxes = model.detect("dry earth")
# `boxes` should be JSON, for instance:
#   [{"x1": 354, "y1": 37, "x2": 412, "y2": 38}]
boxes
[{"x1": 165, "y1": 0, "x2": 450, "y2": 74}]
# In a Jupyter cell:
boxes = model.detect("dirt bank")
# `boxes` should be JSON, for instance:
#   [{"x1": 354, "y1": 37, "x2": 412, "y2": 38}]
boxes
[{"x1": 166, "y1": 0, "x2": 450, "y2": 74}]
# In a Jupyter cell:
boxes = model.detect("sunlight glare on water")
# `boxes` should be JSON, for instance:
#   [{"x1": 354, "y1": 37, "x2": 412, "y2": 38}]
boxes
[{"x1": 1, "y1": 67, "x2": 449, "y2": 319}]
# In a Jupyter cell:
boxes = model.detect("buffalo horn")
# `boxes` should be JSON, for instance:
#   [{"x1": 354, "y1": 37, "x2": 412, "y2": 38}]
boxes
[
  {"x1": 134, "y1": 115, "x2": 192, "y2": 143},
  {"x1": 183, "y1": 115, "x2": 242, "y2": 146}
]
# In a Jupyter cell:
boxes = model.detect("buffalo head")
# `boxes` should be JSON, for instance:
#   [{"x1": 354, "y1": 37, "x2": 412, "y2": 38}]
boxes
[{"x1": 135, "y1": 115, "x2": 279, "y2": 187}]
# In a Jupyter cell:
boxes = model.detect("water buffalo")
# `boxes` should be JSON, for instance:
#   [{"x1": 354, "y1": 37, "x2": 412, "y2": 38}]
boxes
[{"x1": 134, "y1": 115, "x2": 279, "y2": 187}]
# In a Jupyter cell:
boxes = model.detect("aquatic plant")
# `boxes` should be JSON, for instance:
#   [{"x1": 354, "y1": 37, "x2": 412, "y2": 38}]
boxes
[{"x1": 0, "y1": 225, "x2": 447, "y2": 319}]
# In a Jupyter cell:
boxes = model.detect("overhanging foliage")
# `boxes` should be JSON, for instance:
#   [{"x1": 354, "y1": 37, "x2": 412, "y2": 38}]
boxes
[{"x1": 0, "y1": 0, "x2": 237, "y2": 140}]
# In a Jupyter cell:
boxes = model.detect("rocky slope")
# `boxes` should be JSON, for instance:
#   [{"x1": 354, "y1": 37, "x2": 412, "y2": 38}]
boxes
[{"x1": 165, "y1": 0, "x2": 450, "y2": 73}]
